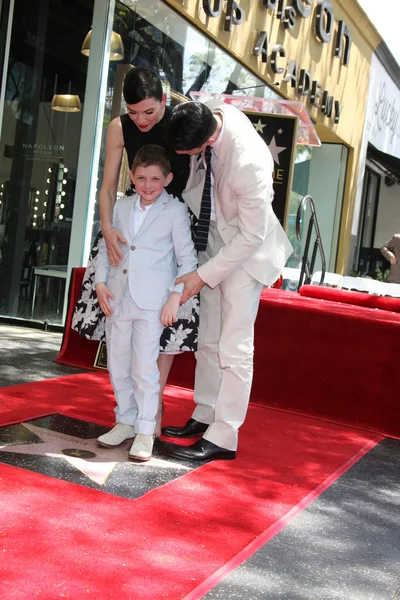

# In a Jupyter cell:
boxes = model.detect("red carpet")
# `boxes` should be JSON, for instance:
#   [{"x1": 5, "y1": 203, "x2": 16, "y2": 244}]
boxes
[
  {"x1": 167, "y1": 288, "x2": 400, "y2": 439},
  {"x1": 0, "y1": 373, "x2": 382, "y2": 599},
  {"x1": 57, "y1": 270, "x2": 400, "y2": 440},
  {"x1": 55, "y1": 268, "x2": 100, "y2": 369}
]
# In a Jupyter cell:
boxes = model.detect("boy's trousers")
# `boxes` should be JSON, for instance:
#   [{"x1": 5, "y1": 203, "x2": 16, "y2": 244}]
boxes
[{"x1": 105, "y1": 284, "x2": 164, "y2": 435}]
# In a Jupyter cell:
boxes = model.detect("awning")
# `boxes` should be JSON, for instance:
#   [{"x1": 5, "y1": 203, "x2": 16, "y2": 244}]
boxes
[
  {"x1": 189, "y1": 92, "x2": 321, "y2": 146},
  {"x1": 368, "y1": 143, "x2": 400, "y2": 182}
]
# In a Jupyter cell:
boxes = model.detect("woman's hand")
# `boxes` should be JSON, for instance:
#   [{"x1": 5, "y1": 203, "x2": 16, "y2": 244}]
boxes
[
  {"x1": 161, "y1": 293, "x2": 181, "y2": 327},
  {"x1": 95, "y1": 283, "x2": 114, "y2": 317},
  {"x1": 103, "y1": 227, "x2": 127, "y2": 267}
]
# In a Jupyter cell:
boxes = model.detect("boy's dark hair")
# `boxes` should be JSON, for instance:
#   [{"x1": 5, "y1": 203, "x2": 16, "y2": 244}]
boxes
[
  {"x1": 131, "y1": 144, "x2": 171, "y2": 177},
  {"x1": 123, "y1": 67, "x2": 163, "y2": 105},
  {"x1": 166, "y1": 102, "x2": 217, "y2": 151}
]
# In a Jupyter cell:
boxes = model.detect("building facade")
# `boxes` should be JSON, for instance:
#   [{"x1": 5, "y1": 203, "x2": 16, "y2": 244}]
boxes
[
  {"x1": 351, "y1": 46, "x2": 400, "y2": 279},
  {"x1": 0, "y1": 0, "x2": 383, "y2": 326}
]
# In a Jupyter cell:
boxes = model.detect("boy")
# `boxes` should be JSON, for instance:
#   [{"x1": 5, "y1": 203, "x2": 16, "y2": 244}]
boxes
[{"x1": 94, "y1": 144, "x2": 197, "y2": 461}]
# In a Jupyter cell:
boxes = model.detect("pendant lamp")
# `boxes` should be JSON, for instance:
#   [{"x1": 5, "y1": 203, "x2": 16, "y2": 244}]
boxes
[
  {"x1": 51, "y1": 94, "x2": 82, "y2": 112},
  {"x1": 81, "y1": 29, "x2": 124, "y2": 61}
]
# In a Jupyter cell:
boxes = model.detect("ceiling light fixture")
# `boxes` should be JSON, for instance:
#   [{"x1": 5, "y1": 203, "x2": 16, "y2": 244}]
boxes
[
  {"x1": 81, "y1": 29, "x2": 124, "y2": 61},
  {"x1": 51, "y1": 94, "x2": 81, "y2": 112}
]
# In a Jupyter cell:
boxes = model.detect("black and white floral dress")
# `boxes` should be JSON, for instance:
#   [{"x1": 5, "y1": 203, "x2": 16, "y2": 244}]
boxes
[{"x1": 72, "y1": 108, "x2": 199, "y2": 354}]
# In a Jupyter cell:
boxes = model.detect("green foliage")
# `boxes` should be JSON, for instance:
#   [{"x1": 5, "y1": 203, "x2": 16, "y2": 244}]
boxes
[
  {"x1": 349, "y1": 270, "x2": 371, "y2": 279},
  {"x1": 375, "y1": 267, "x2": 390, "y2": 282},
  {"x1": 349, "y1": 268, "x2": 390, "y2": 282},
  {"x1": 295, "y1": 145, "x2": 312, "y2": 164}
]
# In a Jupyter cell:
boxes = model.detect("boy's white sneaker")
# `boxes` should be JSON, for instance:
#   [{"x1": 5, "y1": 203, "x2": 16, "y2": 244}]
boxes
[
  {"x1": 97, "y1": 423, "x2": 135, "y2": 448},
  {"x1": 129, "y1": 434, "x2": 154, "y2": 462}
]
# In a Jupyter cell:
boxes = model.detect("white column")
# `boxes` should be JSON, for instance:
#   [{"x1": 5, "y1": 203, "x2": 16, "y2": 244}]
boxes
[{"x1": 63, "y1": 0, "x2": 116, "y2": 323}]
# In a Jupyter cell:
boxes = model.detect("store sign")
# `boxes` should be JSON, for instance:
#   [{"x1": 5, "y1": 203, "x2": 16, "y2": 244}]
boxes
[
  {"x1": 203, "y1": 0, "x2": 350, "y2": 124},
  {"x1": 365, "y1": 54, "x2": 400, "y2": 160},
  {"x1": 21, "y1": 143, "x2": 65, "y2": 159},
  {"x1": 245, "y1": 112, "x2": 297, "y2": 225}
]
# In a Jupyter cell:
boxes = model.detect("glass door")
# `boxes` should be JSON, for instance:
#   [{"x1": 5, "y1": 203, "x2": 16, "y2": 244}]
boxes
[
  {"x1": 287, "y1": 143, "x2": 348, "y2": 273},
  {"x1": 356, "y1": 167, "x2": 380, "y2": 276},
  {"x1": 0, "y1": 0, "x2": 94, "y2": 324}
]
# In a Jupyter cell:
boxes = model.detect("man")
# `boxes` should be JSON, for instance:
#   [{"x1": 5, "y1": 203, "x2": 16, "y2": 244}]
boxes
[
  {"x1": 162, "y1": 101, "x2": 293, "y2": 463},
  {"x1": 381, "y1": 233, "x2": 400, "y2": 283}
]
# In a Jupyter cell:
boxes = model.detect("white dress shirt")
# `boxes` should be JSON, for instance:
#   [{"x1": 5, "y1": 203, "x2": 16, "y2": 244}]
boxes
[{"x1": 132, "y1": 195, "x2": 154, "y2": 236}]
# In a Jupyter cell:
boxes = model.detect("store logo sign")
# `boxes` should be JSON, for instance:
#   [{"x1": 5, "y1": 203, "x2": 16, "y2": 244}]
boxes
[
  {"x1": 373, "y1": 82, "x2": 400, "y2": 144},
  {"x1": 366, "y1": 54, "x2": 400, "y2": 160},
  {"x1": 21, "y1": 143, "x2": 65, "y2": 157}
]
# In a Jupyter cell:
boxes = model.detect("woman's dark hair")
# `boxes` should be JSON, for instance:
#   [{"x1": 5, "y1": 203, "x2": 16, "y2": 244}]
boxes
[
  {"x1": 166, "y1": 102, "x2": 217, "y2": 151},
  {"x1": 131, "y1": 144, "x2": 171, "y2": 177},
  {"x1": 123, "y1": 67, "x2": 163, "y2": 105}
]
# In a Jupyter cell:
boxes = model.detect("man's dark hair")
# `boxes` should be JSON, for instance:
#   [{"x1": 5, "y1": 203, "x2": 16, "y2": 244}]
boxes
[
  {"x1": 166, "y1": 102, "x2": 217, "y2": 151},
  {"x1": 131, "y1": 144, "x2": 171, "y2": 177},
  {"x1": 123, "y1": 67, "x2": 163, "y2": 105}
]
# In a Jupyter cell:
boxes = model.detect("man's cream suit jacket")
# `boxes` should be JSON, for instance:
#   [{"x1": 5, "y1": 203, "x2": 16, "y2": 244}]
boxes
[
  {"x1": 183, "y1": 101, "x2": 293, "y2": 288},
  {"x1": 94, "y1": 191, "x2": 197, "y2": 311}
]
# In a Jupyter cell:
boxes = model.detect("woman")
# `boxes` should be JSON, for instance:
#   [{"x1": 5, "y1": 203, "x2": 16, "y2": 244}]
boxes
[{"x1": 72, "y1": 67, "x2": 198, "y2": 433}]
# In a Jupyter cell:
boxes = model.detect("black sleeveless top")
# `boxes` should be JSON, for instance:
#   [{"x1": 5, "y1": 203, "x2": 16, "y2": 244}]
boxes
[{"x1": 120, "y1": 106, "x2": 189, "y2": 199}]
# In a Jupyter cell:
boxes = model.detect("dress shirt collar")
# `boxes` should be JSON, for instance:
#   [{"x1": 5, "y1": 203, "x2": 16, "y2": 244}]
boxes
[
  {"x1": 134, "y1": 195, "x2": 155, "y2": 212},
  {"x1": 211, "y1": 111, "x2": 224, "y2": 158}
]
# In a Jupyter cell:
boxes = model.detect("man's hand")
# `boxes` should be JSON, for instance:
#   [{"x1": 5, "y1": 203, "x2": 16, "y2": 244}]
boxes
[
  {"x1": 103, "y1": 227, "x2": 126, "y2": 267},
  {"x1": 175, "y1": 271, "x2": 205, "y2": 304},
  {"x1": 390, "y1": 255, "x2": 397, "y2": 265},
  {"x1": 95, "y1": 283, "x2": 114, "y2": 317},
  {"x1": 161, "y1": 292, "x2": 181, "y2": 327}
]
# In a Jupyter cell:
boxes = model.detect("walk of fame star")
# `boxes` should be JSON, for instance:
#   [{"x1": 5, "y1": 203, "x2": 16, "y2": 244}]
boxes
[
  {"x1": 268, "y1": 136, "x2": 287, "y2": 165},
  {"x1": 0, "y1": 417, "x2": 194, "y2": 499},
  {"x1": 253, "y1": 119, "x2": 266, "y2": 134}
]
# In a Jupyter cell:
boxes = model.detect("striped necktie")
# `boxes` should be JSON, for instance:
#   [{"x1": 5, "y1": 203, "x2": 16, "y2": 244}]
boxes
[{"x1": 194, "y1": 145, "x2": 212, "y2": 251}]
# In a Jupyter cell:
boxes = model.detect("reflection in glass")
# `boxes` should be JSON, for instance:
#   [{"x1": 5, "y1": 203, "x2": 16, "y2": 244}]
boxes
[
  {"x1": 287, "y1": 144, "x2": 348, "y2": 272},
  {"x1": 81, "y1": 29, "x2": 124, "y2": 61},
  {"x1": 0, "y1": 0, "x2": 94, "y2": 324}
]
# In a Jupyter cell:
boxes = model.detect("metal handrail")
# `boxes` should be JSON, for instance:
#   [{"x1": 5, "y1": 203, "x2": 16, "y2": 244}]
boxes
[{"x1": 295, "y1": 195, "x2": 326, "y2": 290}]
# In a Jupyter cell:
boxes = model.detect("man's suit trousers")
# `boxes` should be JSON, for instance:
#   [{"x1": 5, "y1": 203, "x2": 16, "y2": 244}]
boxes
[
  {"x1": 105, "y1": 285, "x2": 163, "y2": 434},
  {"x1": 192, "y1": 221, "x2": 263, "y2": 450}
]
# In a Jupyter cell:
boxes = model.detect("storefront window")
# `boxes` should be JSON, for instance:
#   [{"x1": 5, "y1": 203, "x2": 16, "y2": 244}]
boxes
[
  {"x1": 0, "y1": 0, "x2": 94, "y2": 324},
  {"x1": 287, "y1": 144, "x2": 348, "y2": 272},
  {"x1": 90, "y1": 0, "x2": 280, "y2": 243}
]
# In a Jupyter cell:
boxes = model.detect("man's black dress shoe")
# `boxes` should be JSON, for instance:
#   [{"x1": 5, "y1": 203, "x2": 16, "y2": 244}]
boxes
[
  {"x1": 161, "y1": 418, "x2": 208, "y2": 438},
  {"x1": 167, "y1": 439, "x2": 236, "y2": 463}
]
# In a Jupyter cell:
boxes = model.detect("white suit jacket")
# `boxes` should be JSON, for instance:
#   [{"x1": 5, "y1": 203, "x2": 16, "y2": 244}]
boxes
[
  {"x1": 94, "y1": 191, "x2": 197, "y2": 311},
  {"x1": 183, "y1": 101, "x2": 293, "y2": 288}
]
